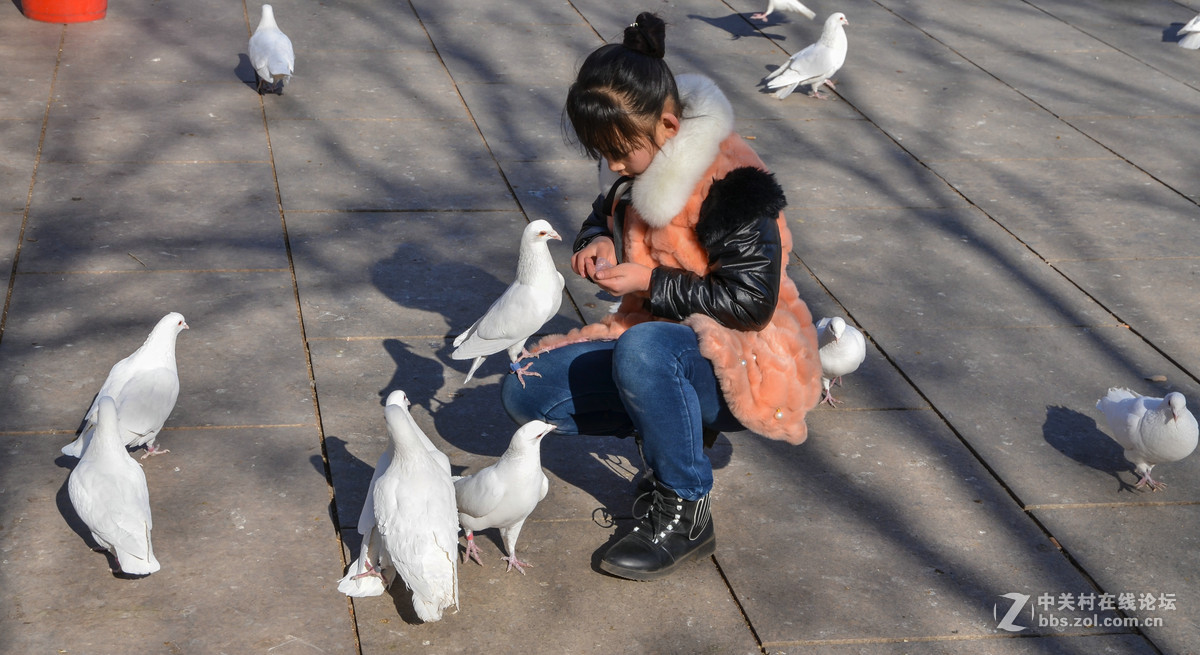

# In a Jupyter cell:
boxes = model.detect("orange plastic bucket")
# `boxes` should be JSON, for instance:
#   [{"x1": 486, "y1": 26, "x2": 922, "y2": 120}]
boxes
[{"x1": 22, "y1": 0, "x2": 107, "y2": 23}]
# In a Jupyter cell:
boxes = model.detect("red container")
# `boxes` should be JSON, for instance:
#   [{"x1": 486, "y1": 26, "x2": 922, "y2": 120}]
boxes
[{"x1": 22, "y1": 0, "x2": 107, "y2": 23}]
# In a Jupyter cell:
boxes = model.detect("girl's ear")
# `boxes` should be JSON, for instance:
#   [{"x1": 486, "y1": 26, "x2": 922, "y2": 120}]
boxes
[{"x1": 657, "y1": 111, "x2": 681, "y2": 144}]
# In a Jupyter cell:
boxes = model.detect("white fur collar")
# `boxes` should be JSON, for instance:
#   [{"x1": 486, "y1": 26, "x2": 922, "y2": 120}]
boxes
[{"x1": 630, "y1": 74, "x2": 734, "y2": 228}]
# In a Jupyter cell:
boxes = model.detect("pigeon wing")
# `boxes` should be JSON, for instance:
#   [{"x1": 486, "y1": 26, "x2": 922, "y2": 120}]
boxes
[
  {"x1": 81, "y1": 354, "x2": 140, "y2": 425},
  {"x1": 113, "y1": 367, "x2": 180, "y2": 439},
  {"x1": 764, "y1": 43, "x2": 816, "y2": 82},
  {"x1": 69, "y1": 463, "x2": 157, "y2": 571},
  {"x1": 357, "y1": 448, "x2": 391, "y2": 536},
  {"x1": 1096, "y1": 388, "x2": 1141, "y2": 451},
  {"x1": 451, "y1": 283, "x2": 549, "y2": 360},
  {"x1": 269, "y1": 32, "x2": 295, "y2": 77},
  {"x1": 767, "y1": 44, "x2": 837, "y2": 89},
  {"x1": 453, "y1": 467, "x2": 507, "y2": 524},
  {"x1": 391, "y1": 487, "x2": 458, "y2": 621},
  {"x1": 374, "y1": 458, "x2": 458, "y2": 622},
  {"x1": 776, "y1": 0, "x2": 816, "y2": 19}
]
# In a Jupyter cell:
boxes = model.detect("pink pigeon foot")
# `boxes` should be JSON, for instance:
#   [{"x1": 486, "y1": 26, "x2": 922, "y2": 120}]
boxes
[
  {"x1": 821, "y1": 389, "x2": 844, "y2": 407},
  {"x1": 463, "y1": 532, "x2": 484, "y2": 565},
  {"x1": 510, "y1": 361, "x2": 542, "y2": 389},
  {"x1": 351, "y1": 558, "x2": 385, "y2": 581},
  {"x1": 502, "y1": 555, "x2": 533, "y2": 575},
  {"x1": 139, "y1": 445, "x2": 170, "y2": 460},
  {"x1": 1135, "y1": 474, "x2": 1167, "y2": 492},
  {"x1": 750, "y1": 12, "x2": 768, "y2": 21}
]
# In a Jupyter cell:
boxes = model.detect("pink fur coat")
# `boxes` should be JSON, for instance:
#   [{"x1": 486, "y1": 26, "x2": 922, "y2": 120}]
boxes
[{"x1": 533, "y1": 75, "x2": 822, "y2": 444}]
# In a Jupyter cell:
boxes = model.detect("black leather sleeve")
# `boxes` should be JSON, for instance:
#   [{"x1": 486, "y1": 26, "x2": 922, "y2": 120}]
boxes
[
  {"x1": 648, "y1": 167, "x2": 786, "y2": 331},
  {"x1": 572, "y1": 192, "x2": 613, "y2": 253},
  {"x1": 572, "y1": 176, "x2": 634, "y2": 253}
]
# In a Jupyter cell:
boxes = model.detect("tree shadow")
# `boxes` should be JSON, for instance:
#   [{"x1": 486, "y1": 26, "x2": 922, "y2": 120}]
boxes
[{"x1": 1041, "y1": 405, "x2": 1136, "y2": 493}]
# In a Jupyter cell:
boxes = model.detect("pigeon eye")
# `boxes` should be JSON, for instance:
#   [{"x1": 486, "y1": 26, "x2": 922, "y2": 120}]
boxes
[{"x1": 538, "y1": 231, "x2": 548, "y2": 237}]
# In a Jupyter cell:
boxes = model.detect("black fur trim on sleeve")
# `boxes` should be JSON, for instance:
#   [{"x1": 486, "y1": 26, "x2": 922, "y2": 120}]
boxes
[{"x1": 696, "y1": 167, "x2": 787, "y2": 246}]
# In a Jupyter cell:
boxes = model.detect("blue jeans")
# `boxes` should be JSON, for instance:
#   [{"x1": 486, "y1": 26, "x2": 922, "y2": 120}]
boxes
[{"x1": 502, "y1": 321, "x2": 743, "y2": 500}]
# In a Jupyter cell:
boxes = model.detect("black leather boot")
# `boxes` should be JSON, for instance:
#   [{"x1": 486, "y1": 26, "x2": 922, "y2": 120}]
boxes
[{"x1": 600, "y1": 481, "x2": 715, "y2": 581}]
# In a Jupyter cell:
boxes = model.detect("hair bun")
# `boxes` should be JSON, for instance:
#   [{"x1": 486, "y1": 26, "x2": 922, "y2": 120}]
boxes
[{"x1": 622, "y1": 12, "x2": 666, "y2": 59}]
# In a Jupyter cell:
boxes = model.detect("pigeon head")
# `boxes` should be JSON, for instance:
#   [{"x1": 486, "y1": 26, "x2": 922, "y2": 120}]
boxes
[
  {"x1": 1166, "y1": 392, "x2": 1188, "y2": 422},
  {"x1": 524, "y1": 220, "x2": 562, "y2": 244},
  {"x1": 513, "y1": 420, "x2": 556, "y2": 448},
  {"x1": 93, "y1": 395, "x2": 120, "y2": 446},
  {"x1": 828, "y1": 316, "x2": 846, "y2": 342},
  {"x1": 156, "y1": 312, "x2": 189, "y2": 334},
  {"x1": 385, "y1": 389, "x2": 411, "y2": 409}
]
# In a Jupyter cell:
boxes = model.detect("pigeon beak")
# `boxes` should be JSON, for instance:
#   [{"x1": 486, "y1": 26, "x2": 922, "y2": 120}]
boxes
[
  {"x1": 550, "y1": 231, "x2": 562, "y2": 241},
  {"x1": 181, "y1": 322, "x2": 190, "y2": 330}
]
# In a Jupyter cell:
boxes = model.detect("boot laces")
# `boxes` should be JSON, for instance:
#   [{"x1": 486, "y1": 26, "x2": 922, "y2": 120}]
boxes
[{"x1": 630, "y1": 487, "x2": 683, "y2": 544}]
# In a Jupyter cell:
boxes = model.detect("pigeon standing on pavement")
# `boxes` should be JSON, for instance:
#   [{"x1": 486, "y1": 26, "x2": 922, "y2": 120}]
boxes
[
  {"x1": 1096, "y1": 388, "x2": 1198, "y2": 491},
  {"x1": 816, "y1": 316, "x2": 866, "y2": 406},
  {"x1": 751, "y1": 0, "x2": 816, "y2": 22},
  {"x1": 248, "y1": 4, "x2": 294, "y2": 94},
  {"x1": 451, "y1": 220, "x2": 564, "y2": 387},
  {"x1": 763, "y1": 12, "x2": 849, "y2": 99},
  {"x1": 338, "y1": 390, "x2": 451, "y2": 598},
  {"x1": 1179, "y1": 14, "x2": 1200, "y2": 49},
  {"x1": 61, "y1": 312, "x2": 188, "y2": 459},
  {"x1": 68, "y1": 396, "x2": 160, "y2": 576},
  {"x1": 371, "y1": 391, "x2": 459, "y2": 622},
  {"x1": 455, "y1": 420, "x2": 555, "y2": 574}
]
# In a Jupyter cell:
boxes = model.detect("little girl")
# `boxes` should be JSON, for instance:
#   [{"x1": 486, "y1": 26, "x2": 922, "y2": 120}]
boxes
[{"x1": 502, "y1": 12, "x2": 823, "y2": 581}]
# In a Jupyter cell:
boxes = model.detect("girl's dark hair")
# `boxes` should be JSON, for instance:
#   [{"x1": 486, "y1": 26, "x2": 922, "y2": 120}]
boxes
[{"x1": 564, "y1": 12, "x2": 682, "y2": 161}]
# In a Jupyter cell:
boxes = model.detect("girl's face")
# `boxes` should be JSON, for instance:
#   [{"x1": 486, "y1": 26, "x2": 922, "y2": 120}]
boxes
[
  {"x1": 604, "y1": 110, "x2": 680, "y2": 177},
  {"x1": 606, "y1": 142, "x2": 658, "y2": 177}
]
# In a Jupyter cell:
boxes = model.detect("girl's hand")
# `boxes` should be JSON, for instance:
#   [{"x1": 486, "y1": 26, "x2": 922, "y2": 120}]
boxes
[
  {"x1": 593, "y1": 262, "x2": 652, "y2": 296},
  {"x1": 572, "y1": 237, "x2": 617, "y2": 280}
]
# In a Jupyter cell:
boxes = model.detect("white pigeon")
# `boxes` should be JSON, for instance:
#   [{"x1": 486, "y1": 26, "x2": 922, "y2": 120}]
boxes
[
  {"x1": 68, "y1": 396, "x2": 160, "y2": 576},
  {"x1": 763, "y1": 12, "x2": 849, "y2": 99},
  {"x1": 338, "y1": 390, "x2": 451, "y2": 597},
  {"x1": 751, "y1": 0, "x2": 816, "y2": 22},
  {"x1": 455, "y1": 420, "x2": 554, "y2": 574},
  {"x1": 1179, "y1": 14, "x2": 1200, "y2": 49},
  {"x1": 451, "y1": 220, "x2": 564, "y2": 387},
  {"x1": 816, "y1": 316, "x2": 866, "y2": 406},
  {"x1": 61, "y1": 312, "x2": 188, "y2": 459},
  {"x1": 248, "y1": 4, "x2": 294, "y2": 94},
  {"x1": 1096, "y1": 388, "x2": 1198, "y2": 491},
  {"x1": 371, "y1": 391, "x2": 459, "y2": 622}
]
